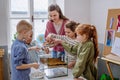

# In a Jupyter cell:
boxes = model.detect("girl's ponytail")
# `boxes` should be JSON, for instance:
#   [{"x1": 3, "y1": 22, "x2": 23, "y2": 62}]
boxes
[{"x1": 90, "y1": 25, "x2": 99, "y2": 62}]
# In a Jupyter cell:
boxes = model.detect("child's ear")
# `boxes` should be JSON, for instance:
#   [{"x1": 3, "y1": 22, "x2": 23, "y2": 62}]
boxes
[{"x1": 22, "y1": 30, "x2": 27, "y2": 34}]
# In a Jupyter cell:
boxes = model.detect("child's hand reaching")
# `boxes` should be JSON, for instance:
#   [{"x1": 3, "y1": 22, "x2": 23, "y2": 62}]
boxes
[
  {"x1": 43, "y1": 41, "x2": 54, "y2": 48},
  {"x1": 46, "y1": 33, "x2": 57, "y2": 44},
  {"x1": 43, "y1": 47, "x2": 49, "y2": 54},
  {"x1": 45, "y1": 33, "x2": 64, "y2": 46},
  {"x1": 32, "y1": 63, "x2": 39, "y2": 69},
  {"x1": 46, "y1": 36, "x2": 54, "y2": 44},
  {"x1": 53, "y1": 39, "x2": 63, "y2": 45},
  {"x1": 28, "y1": 46, "x2": 41, "y2": 51},
  {"x1": 68, "y1": 61, "x2": 75, "y2": 69}
]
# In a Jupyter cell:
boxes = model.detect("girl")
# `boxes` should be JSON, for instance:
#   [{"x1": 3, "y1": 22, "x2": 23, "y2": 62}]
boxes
[
  {"x1": 64, "y1": 21, "x2": 80, "y2": 69},
  {"x1": 47, "y1": 24, "x2": 99, "y2": 80},
  {"x1": 44, "y1": 4, "x2": 69, "y2": 59}
]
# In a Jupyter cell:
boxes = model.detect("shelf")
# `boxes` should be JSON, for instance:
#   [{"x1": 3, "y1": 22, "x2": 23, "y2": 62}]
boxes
[
  {"x1": 0, "y1": 49, "x2": 4, "y2": 80},
  {"x1": 0, "y1": 49, "x2": 4, "y2": 57}
]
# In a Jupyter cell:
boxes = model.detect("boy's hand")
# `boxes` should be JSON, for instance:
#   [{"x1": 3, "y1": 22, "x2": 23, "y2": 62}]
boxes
[
  {"x1": 33, "y1": 46, "x2": 41, "y2": 51},
  {"x1": 43, "y1": 47, "x2": 49, "y2": 54},
  {"x1": 29, "y1": 46, "x2": 41, "y2": 51},
  {"x1": 32, "y1": 63, "x2": 39, "y2": 69}
]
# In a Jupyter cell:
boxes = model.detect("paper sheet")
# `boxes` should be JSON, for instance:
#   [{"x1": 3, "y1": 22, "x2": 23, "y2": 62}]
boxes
[{"x1": 111, "y1": 37, "x2": 120, "y2": 56}]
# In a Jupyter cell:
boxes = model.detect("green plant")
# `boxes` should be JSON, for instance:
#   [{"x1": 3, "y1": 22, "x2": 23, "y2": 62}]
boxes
[{"x1": 12, "y1": 32, "x2": 18, "y2": 42}]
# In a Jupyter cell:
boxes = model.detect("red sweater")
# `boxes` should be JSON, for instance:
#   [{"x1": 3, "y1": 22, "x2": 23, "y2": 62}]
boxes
[{"x1": 45, "y1": 20, "x2": 67, "y2": 52}]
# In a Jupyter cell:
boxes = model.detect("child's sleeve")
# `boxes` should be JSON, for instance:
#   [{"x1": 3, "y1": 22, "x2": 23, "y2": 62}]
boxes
[
  {"x1": 72, "y1": 43, "x2": 92, "y2": 78},
  {"x1": 14, "y1": 46, "x2": 26, "y2": 67},
  {"x1": 50, "y1": 33, "x2": 78, "y2": 45},
  {"x1": 61, "y1": 42, "x2": 79, "y2": 55}
]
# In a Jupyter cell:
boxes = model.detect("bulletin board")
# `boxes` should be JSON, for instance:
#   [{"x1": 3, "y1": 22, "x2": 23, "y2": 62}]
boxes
[{"x1": 103, "y1": 9, "x2": 120, "y2": 62}]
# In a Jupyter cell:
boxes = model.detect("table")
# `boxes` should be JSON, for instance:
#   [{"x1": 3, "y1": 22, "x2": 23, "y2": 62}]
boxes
[
  {"x1": 30, "y1": 53, "x2": 86, "y2": 80},
  {"x1": 101, "y1": 55, "x2": 120, "y2": 80},
  {"x1": 30, "y1": 69, "x2": 86, "y2": 80},
  {"x1": 30, "y1": 61, "x2": 86, "y2": 80}
]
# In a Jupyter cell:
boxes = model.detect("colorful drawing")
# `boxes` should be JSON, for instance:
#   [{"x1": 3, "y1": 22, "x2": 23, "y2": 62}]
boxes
[
  {"x1": 106, "y1": 30, "x2": 115, "y2": 46},
  {"x1": 109, "y1": 17, "x2": 114, "y2": 29},
  {"x1": 116, "y1": 15, "x2": 120, "y2": 32}
]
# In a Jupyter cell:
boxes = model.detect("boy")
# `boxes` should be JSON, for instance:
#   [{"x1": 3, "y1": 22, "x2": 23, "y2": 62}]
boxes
[{"x1": 11, "y1": 20, "x2": 39, "y2": 80}]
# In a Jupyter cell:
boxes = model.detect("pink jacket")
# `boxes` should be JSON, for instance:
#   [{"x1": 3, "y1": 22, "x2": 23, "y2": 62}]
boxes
[{"x1": 45, "y1": 20, "x2": 67, "y2": 52}]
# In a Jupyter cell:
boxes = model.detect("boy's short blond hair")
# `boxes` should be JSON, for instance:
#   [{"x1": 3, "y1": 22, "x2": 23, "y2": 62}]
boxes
[{"x1": 17, "y1": 20, "x2": 32, "y2": 33}]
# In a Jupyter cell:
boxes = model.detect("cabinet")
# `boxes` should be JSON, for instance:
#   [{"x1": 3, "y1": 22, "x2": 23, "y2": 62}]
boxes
[{"x1": 0, "y1": 49, "x2": 4, "y2": 80}]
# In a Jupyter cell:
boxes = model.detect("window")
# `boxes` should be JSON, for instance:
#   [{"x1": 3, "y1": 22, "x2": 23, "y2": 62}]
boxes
[
  {"x1": 9, "y1": 0, "x2": 49, "y2": 47},
  {"x1": 9, "y1": 0, "x2": 64, "y2": 49}
]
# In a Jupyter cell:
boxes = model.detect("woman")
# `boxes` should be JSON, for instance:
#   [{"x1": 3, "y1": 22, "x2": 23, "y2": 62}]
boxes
[{"x1": 44, "y1": 4, "x2": 69, "y2": 59}]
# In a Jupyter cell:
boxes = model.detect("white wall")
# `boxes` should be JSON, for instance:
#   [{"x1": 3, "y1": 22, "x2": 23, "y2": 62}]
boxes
[
  {"x1": 0, "y1": 0, "x2": 9, "y2": 46},
  {"x1": 56, "y1": 0, "x2": 64, "y2": 14},
  {"x1": 90, "y1": 0, "x2": 120, "y2": 43},
  {"x1": 64, "y1": 0, "x2": 90, "y2": 23},
  {"x1": 1, "y1": 0, "x2": 120, "y2": 45}
]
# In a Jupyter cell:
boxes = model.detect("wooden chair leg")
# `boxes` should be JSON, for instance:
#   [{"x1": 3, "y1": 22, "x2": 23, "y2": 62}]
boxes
[{"x1": 106, "y1": 61, "x2": 114, "y2": 80}]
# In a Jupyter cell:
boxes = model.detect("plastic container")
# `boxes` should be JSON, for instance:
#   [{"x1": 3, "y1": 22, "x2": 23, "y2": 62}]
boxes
[
  {"x1": 30, "y1": 71, "x2": 45, "y2": 80},
  {"x1": 30, "y1": 68, "x2": 45, "y2": 80}
]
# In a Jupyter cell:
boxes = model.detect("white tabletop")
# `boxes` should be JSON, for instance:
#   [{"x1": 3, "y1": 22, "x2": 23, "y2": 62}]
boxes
[{"x1": 30, "y1": 68, "x2": 86, "y2": 80}]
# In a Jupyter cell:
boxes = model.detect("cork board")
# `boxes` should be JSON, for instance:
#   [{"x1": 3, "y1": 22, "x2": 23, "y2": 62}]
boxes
[{"x1": 103, "y1": 9, "x2": 120, "y2": 60}]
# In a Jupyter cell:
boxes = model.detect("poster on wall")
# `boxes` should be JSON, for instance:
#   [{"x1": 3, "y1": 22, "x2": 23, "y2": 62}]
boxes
[
  {"x1": 105, "y1": 30, "x2": 115, "y2": 47},
  {"x1": 116, "y1": 15, "x2": 120, "y2": 32},
  {"x1": 111, "y1": 37, "x2": 120, "y2": 57},
  {"x1": 109, "y1": 17, "x2": 114, "y2": 29}
]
